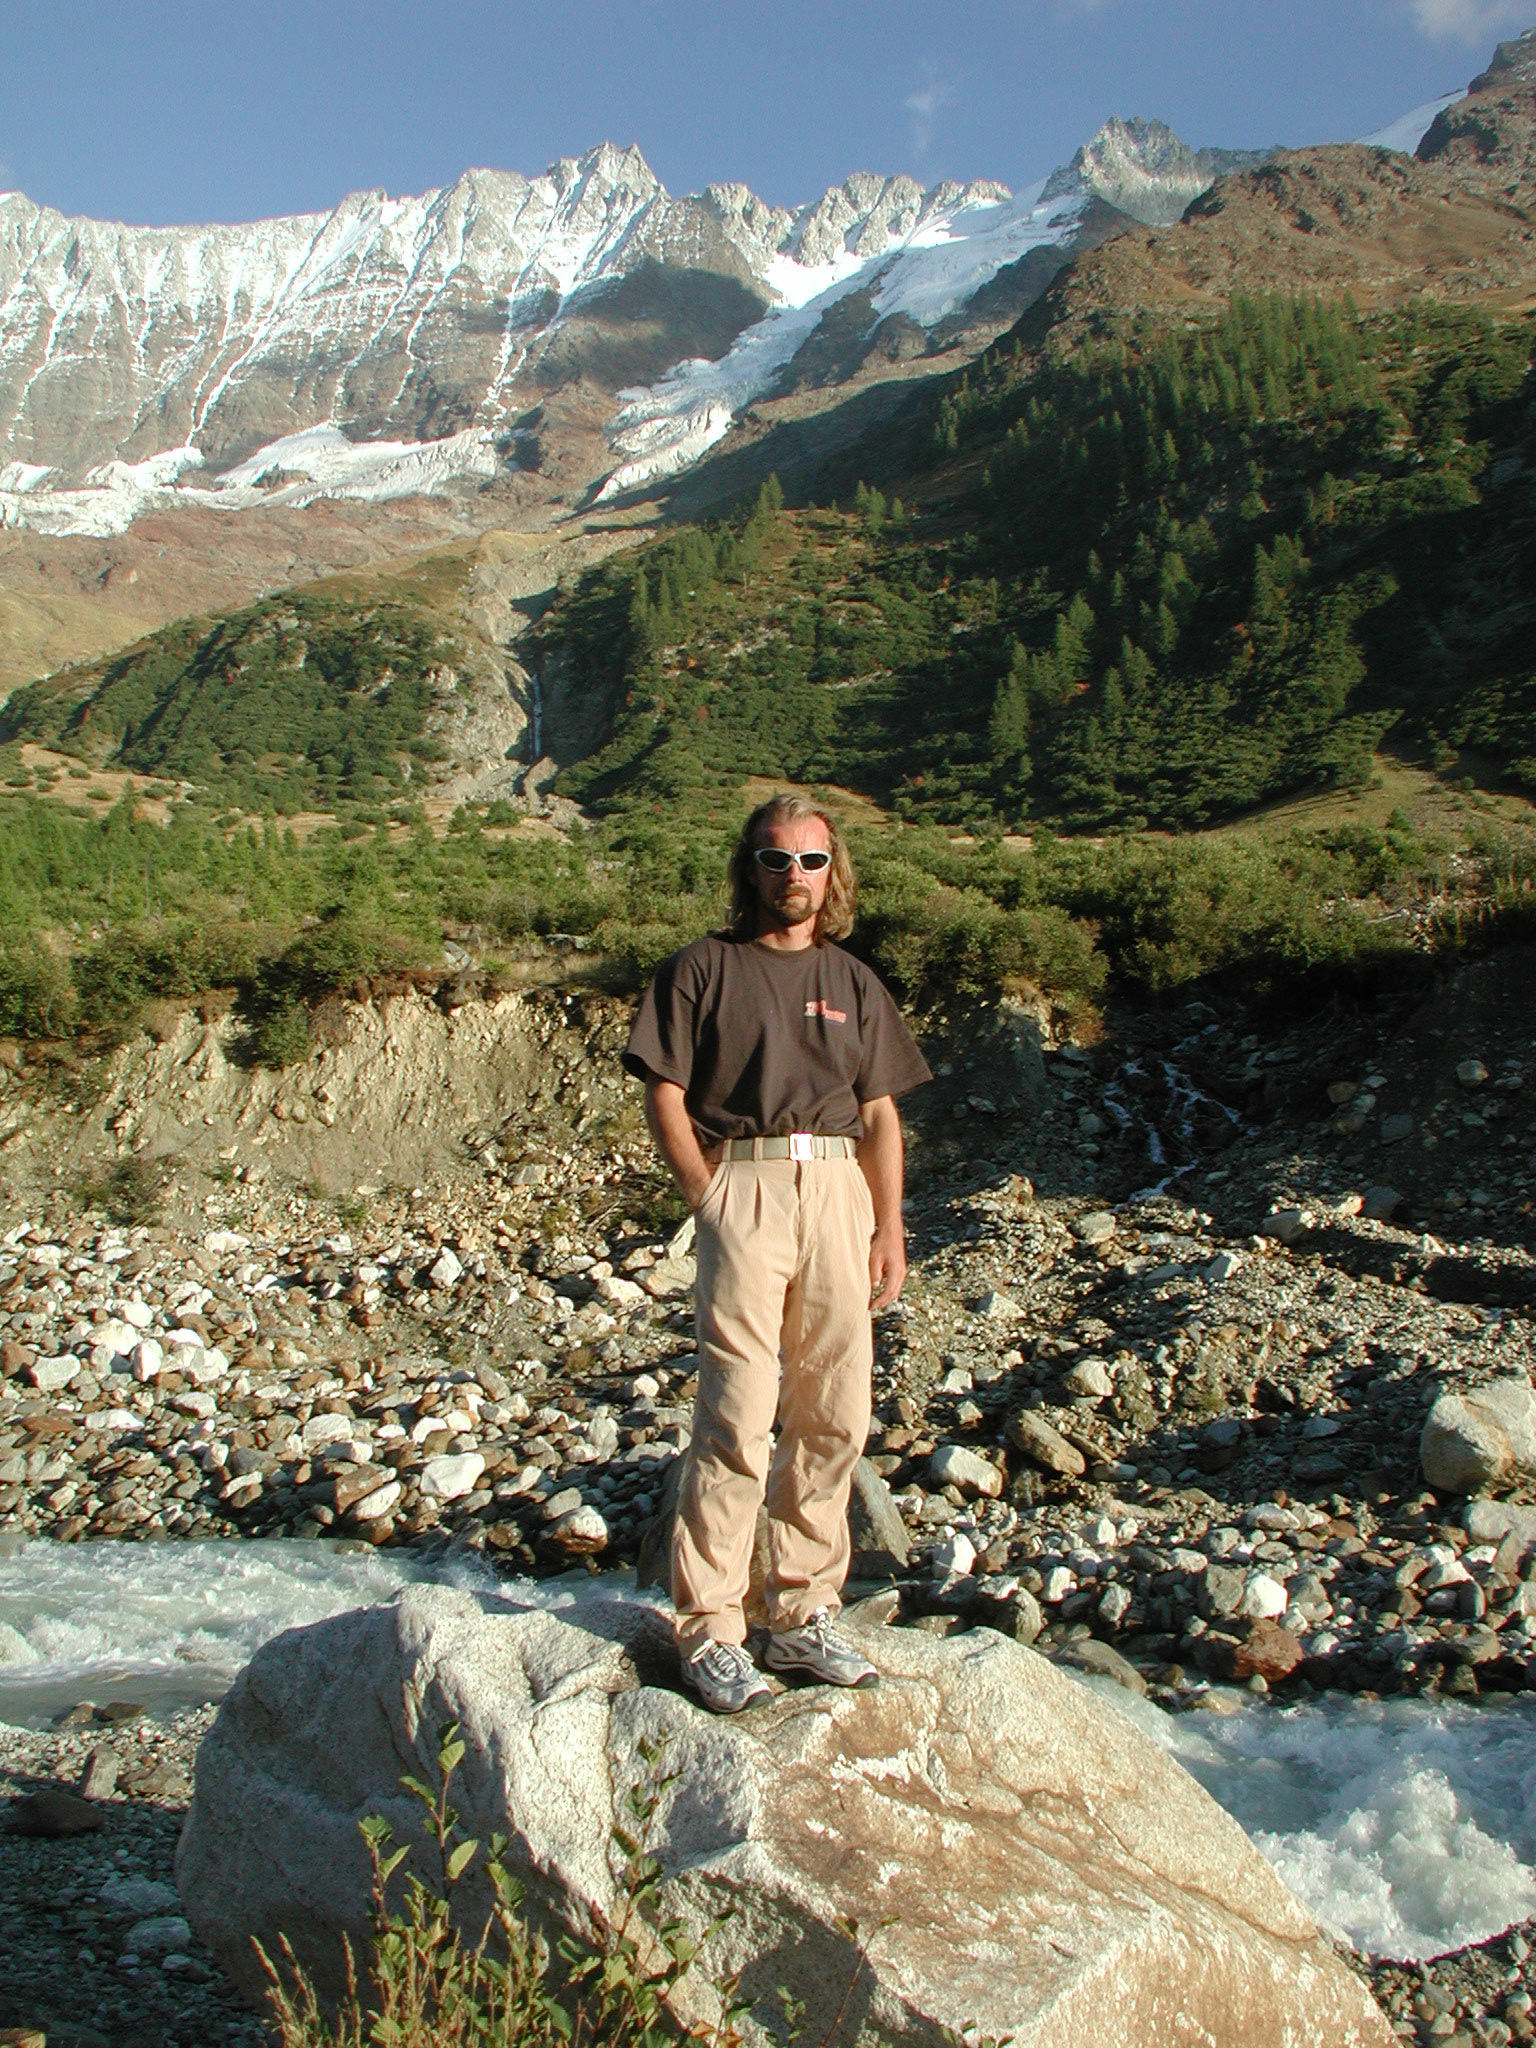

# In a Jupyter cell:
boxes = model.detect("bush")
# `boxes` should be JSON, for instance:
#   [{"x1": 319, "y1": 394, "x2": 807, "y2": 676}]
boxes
[
  {"x1": 0, "y1": 947, "x2": 74, "y2": 1037},
  {"x1": 247, "y1": 1002, "x2": 317, "y2": 1070},
  {"x1": 275, "y1": 911, "x2": 435, "y2": 1002},
  {"x1": 2, "y1": 590, "x2": 462, "y2": 812},
  {"x1": 858, "y1": 882, "x2": 1105, "y2": 1005},
  {"x1": 239, "y1": 909, "x2": 438, "y2": 1066},
  {"x1": 71, "y1": 1155, "x2": 167, "y2": 1226},
  {"x1": 261, "y1": 1724, "x2": 751, "y2": 2048}
]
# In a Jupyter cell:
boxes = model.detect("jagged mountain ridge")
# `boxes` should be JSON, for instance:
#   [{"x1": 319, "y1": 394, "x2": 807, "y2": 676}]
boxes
[
  {"x1": 0, "y1": 116, "x2": 1289, "y2": 537},
  {"x1": 1008, "y1": 25, "x2": 1536, "y2": 373},
  {"x1": 0, "y1": 146, "x2": 1014, "y2": 515}
]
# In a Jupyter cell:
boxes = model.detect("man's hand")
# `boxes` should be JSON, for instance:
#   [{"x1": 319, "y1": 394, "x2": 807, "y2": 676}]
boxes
[
  {"x1": 869, "y1": 1223, "x2": 907, "y2": 1313},
  {"x1": 644, "y1": 1078, "x2": 715, "y2": 1210}
]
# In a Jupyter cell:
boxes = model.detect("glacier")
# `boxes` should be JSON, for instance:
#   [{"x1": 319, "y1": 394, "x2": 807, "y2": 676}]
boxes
[
  {"x1": 594, "y1": 78, "x2": 1483, "y2": 504},
  {"x1": 0, "y1": 425, "x2": 502, "y2": 538},
  {"x1": 595, "y1": 179, "x2": 1083, "y2": 502},
  {"x1": 1358, "y1": 89, "x2": 1466, "y2": 156}
]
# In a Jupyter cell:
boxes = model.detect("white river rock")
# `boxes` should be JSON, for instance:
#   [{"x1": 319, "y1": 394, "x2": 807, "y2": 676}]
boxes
[
  {"x1": 1420, "y1": 1375, "x2": 1536, "y2": 1494},
  {"x1": 176, "y1": 1587, "x2": 1392, "y2": 2048},
  {"x1": 418, "y1": 1452, "x2": 485, "y2": 1501}
]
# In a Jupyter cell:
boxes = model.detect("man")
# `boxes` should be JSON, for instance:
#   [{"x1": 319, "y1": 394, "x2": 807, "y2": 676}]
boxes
[{"x1": 622, "y1": 793, "x2": 931, "y2": 1713}]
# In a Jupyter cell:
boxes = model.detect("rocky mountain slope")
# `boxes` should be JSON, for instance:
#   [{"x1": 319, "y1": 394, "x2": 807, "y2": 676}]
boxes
[
  {"x1": 1041, "y1": 115, "x2": 1272, "y2": 227},
  {"x1": 1019, "y1": 28, "x2": 1536, "y2": 363}
]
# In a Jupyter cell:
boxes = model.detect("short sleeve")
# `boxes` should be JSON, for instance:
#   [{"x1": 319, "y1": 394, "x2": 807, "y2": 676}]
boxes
[
  {"x1": 621, "y1": 948, "x2": 702, "y2": 1088},
  {"x1": 853, "y1": 973, "x2": 932, "y2": 1102}
]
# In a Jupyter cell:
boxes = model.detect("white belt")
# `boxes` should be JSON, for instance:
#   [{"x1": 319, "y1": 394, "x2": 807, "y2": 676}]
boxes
[{"x1": 717, "y1": 1133, "x2": 858, "y2": 1161}]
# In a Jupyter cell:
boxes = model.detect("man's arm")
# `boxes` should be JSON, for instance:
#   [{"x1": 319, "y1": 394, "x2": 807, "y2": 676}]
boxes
[
  {"x1": 644, "y1": 1078, "x2": 716, "y2": 1212},
  {"x1": 857, "y1": 1093, "x2": 907, "y2": 1312}
]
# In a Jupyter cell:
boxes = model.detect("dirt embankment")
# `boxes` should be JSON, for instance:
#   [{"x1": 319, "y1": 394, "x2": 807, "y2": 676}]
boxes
[
  {"x1": 1, "y1": 926, "x2": 1532, "y2": 1243},
  {"x1": 0, "y1": 985, "x2": 643, "y2": 1212}
]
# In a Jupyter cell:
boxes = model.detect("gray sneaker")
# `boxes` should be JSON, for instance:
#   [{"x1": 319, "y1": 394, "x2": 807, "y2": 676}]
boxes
[
  {"x1": 683, "y1": 1639, "x2": 772, "y2": 1714},
  {"x1": 763, "y1": 1609, "x2": 879, "y2": 1689}
]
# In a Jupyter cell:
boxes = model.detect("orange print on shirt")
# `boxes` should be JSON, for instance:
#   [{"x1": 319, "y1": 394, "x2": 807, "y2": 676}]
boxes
[{"x1": 805, "y1": 999, "x2": 847, "y2": 1023}]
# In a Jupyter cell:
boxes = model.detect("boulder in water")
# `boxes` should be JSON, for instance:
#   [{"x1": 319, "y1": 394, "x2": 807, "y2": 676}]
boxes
[{"x1": 177, "y1": 1588, "x2": 1392, "y2": 2047}]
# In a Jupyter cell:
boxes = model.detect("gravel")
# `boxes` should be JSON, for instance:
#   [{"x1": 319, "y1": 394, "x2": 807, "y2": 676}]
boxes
[{"x1": 0, "y1": 1709, "x2": 264, "y2": 2048}]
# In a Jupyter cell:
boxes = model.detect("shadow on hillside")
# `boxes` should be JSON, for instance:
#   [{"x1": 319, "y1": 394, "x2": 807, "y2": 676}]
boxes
[
  {"x1": 1291, "y1": 1223, "x2": 1536, "y2": 1314},
  {"x1": 636, "y1": 372, "x2": 950, "y2": 522},
  {"x1": 893, "y1": 963, "x2": 1536, "y2": 1273}
]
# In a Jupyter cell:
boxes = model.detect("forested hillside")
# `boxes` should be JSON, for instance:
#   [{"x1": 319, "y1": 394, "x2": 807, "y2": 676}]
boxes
[
  {"x1": 0, "y1": 588, "x2": 464, "y2": 812},
  {"x1": 543, "y1": 294, "x2": 1536, "y2": 832}
]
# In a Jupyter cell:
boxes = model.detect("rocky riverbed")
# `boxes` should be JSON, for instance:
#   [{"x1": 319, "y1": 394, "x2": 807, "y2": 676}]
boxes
[{"x1": 0, "y1": 953, "x2": 1532, "y2": 2043}]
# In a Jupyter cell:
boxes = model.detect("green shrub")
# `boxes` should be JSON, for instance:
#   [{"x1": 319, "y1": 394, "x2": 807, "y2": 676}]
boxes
[
  {"x1": 71, "y1": 1154, "x2": 167, "y2": 1226},
  {"x1": 857, "y1": 883, "x2": 1105, "y2": 1004},
  {"x1": 260, "y1": 1723, "x2": 751, "y2": 2048},
  {"x1": 0, "y1": 946, "x2": 74, "y2": 1037},
  {"x1": 247, "y1": 1001, "x2": 317, "y2": 1070}
]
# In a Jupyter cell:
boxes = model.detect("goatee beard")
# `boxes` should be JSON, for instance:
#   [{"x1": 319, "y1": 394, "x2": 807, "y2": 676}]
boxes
[{"x1": 765, "y1": 889, "x2": 812, "y2": 925}]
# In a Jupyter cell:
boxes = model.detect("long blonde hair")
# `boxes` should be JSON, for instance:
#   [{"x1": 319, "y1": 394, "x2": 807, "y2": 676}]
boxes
[{"x1": 728, "y1": 793, "x2": 856, "y2": 944}]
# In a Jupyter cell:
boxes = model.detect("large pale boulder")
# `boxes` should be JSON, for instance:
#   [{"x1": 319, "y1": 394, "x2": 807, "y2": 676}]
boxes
[
  {"x1": 177, "y1": 1589, "x2": 1392, "y2": 2048},
  {"x1": 1420, "y1": 1375, "x2": 1536, "y2": 1494}
]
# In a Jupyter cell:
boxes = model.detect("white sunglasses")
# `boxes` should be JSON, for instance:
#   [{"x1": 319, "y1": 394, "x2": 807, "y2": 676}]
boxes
[{"x1": 753, "y1": 847, "x2": 833, "y2": 874}]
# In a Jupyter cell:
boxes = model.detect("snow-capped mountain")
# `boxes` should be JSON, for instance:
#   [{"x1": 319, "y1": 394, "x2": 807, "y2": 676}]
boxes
[
  {"x1": 0, "y1": 87, "x2": 1460, "y2": 539},
  {"x1": 0, "y1": 146, "x2": 1019, "y2": 535}
]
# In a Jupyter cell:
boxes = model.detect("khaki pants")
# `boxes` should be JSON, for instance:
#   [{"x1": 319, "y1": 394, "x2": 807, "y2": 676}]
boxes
[{"x1": 672, "y1": 1156, "x2": 875, "y2": 1649}]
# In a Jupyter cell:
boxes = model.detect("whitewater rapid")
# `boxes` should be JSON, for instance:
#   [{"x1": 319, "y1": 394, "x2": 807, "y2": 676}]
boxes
[{"x1": 1, "y1": 1537, "x2": 1530, "y2": 1963}]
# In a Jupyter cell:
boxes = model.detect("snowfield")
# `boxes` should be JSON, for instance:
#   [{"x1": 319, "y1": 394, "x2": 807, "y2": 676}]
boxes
[
  {"x1": 1358, "y1": 89, "x2": 1466, "y2": 157},
  {"x1": 0, "y1": 426, "x2": 502, "y2": 538}
]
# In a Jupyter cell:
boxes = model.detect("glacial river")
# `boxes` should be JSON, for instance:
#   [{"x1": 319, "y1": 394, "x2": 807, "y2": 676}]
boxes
[{"x1": 1, "y1": 1536, "x2": 1532, "y2": 1963}]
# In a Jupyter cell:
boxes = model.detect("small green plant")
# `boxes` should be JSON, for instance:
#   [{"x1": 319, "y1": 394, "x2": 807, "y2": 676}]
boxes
[
  {"x1": 619, "y1": 1176, "x2": 692, "y2": 1241},
  {"x1": 258, "y1": 1724, "x2": 751, "y2": 2048},
  {"x1": 71, "y1": 1153, "x2": 168, "y2": 1226},
  {"x1": 245, "y1": 1000, "x2": 317, "y2": 1070}
]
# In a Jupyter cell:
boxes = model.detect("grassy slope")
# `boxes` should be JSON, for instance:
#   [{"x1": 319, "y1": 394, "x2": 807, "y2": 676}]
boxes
[{"x1": 0, "y1": 585, "x2": 164, "y2": 705}]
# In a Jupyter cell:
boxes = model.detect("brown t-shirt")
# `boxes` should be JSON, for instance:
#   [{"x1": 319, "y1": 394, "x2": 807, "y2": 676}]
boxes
[{"x1": 622, "y1": 932, "x2": 932, "y2": 1143}]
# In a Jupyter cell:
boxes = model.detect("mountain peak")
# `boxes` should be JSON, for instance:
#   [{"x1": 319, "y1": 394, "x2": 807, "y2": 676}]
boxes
[
  {"x1": 1044, "y1": 114, "x2": 1273, "y2": 227},
  {"x1": 1469, "y1": 23, "x2": 1536, "y2": 94},
  {"x1": 564, "y1": 140, "x2": 663, "y2": 190}
]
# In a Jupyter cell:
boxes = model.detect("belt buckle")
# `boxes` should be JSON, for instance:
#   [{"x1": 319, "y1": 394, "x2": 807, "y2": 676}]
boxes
[{"x1": 788, "y1": 1131, "x2": 814, "y2": 1162}]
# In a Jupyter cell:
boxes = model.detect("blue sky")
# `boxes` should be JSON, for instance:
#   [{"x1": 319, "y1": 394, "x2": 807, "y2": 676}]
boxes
[{"x1": 0, "y1": 0, "x2": 1527, "y2": 225}]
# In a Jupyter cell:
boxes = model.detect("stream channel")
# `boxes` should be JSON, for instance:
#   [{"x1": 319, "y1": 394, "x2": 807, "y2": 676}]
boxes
[{"x1": 2, "y1": 1536, "x2": 1534, "y2": 1966}]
